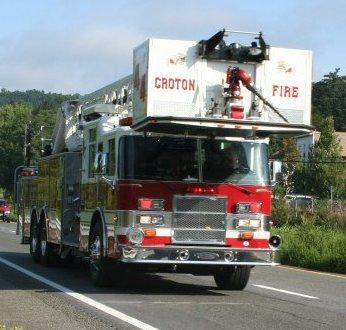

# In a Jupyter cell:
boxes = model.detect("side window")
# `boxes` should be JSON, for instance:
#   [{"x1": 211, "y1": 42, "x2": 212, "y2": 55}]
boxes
[
  {"x1": 106, "y1": 138, "x2": 116, "y2": 176},
  {"x1": 88, "y1": 128, "x2": 96, "y2": 178},
  {"x1": 98, "y1": 142, "x2": 103, "y2": 153}
]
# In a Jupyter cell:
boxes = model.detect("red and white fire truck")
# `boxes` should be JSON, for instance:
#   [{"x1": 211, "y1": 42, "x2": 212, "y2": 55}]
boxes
[{"x1": 17, "y1": 30, "x2": 314, "y2": 288}]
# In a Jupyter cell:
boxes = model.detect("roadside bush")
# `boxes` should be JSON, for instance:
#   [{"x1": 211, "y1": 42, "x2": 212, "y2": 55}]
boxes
[
  {"x1": 272, "y1": 224, "x2": 346, "y2": 274},
  {"x1": 272, "y1": 197, "x2": 346, "y2": 274},
  {"x1": 272, "y1": 197, "x2": 346, "y2": 230}
]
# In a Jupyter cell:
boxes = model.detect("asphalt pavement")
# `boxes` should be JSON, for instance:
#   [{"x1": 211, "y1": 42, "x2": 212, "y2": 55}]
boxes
[{"x1": 0, "y1": 222, "x2": 345, "y2": 330}]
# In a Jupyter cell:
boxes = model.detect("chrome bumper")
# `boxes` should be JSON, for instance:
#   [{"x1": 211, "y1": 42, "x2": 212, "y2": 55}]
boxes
[{"x1": 119, "y1": 245, "x2": 280, "y2": 266}]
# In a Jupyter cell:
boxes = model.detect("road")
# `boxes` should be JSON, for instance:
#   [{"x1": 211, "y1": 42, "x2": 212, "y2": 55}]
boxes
[{"x1": 0, "y1": 222, "x2": 345, "y2": 330}]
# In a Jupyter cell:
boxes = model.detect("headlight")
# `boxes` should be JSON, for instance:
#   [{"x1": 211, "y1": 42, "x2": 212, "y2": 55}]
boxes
[
  {"x1": 237, "y1": 219, "x2": 251, "y2": 227},
  {"x1": 235, "y1": 218, "x2": 261, "y2": 229},
  {"x1": 138, "y1": 215, "x2": 151, "y2": 224},
  {"x1": 126, "y1": 227, "x2": 144, "y2": 245},
  {"x1": 4, "y1": 211, "x2": 10, "y2": 214},
  {"x1": 236, "y1": 202, "x2": 262, "y2": 213},
  {"x1": 249, "y1": 219, "x2": 261, "y2": 228},
  {"x1": 137, "y1": 214, "x2": 164, "y2": 226}
]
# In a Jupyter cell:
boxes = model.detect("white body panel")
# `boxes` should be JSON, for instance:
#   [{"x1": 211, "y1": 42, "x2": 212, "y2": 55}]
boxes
[{"x1": 133, "y1": 38, "x2": 312, "y2": 126}]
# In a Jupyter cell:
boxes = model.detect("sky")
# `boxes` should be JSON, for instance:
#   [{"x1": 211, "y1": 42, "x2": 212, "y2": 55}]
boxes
[{"x1": 0, "y1": 0, "x2": 345, "y2": 95}]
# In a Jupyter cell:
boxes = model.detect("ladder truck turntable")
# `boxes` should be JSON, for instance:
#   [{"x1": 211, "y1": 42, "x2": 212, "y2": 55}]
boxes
[{"x1": 17, "y1": 30, "x2": 314, "y2": 288}]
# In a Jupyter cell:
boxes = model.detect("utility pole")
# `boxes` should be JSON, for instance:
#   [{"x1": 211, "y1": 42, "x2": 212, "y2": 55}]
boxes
[
  {"x1": 329, "y1": 185, "x2": 334, "y2": 208},
  {"x1": 24, "y1": 121, "x2": 33, "y2": 167}
]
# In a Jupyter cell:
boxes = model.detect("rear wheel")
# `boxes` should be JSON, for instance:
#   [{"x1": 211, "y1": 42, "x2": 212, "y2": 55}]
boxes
[
  {"x1": 39, "y1": 223, "x2": 56, "y2": 266},
  {"x1": 89, "y1": 222, "x2": 111, "y2": 287},
  {"x1": 214, "y1": 266, "x2": 251, "y2": 290},
  {"x1": 30, "y1": 220, "x2": 40, "y2": 263},
  {"x1": 20, "y1": 217, "x2": 30, "y2": 244},
  {"x1": 21, "y1": 233, "x2": 30, "y2": 244}
]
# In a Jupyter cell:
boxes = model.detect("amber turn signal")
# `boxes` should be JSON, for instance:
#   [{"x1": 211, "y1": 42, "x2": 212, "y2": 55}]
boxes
[
  {"x1": 143, "y1": 229, "x2": 157, "y2": 237},
  {"x1": 240, "y1": 231, "x2": 254, "y2": 240}
]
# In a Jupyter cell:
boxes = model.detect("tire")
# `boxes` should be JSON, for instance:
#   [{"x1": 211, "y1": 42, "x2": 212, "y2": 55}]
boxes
[
  {"x1": 20, "y1": 218, "x2": 30, "y2": 244},
  {"x1": 21, "y1": 233, "x2": 30, "y2": 244},
  {"x1": 89, "y1": 222, "x2": 111, "y2": 287},
  {"x1": 214, "y1": 266, "x2": 251, "y2": 290},
  {"x1": 39, "y1": 222, "x2": 56, "y2": 266},
  {"x1": 30, "y1": 220, "x2": 40, "y2": 263}
]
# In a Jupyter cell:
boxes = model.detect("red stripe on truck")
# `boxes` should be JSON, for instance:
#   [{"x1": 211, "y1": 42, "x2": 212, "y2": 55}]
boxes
[
  {"x1": 117, "y1": 235, "x2": 171, "y2": 246},
  {"x1": 225, "y1": 238, "x2": 269, "y2": 248}
]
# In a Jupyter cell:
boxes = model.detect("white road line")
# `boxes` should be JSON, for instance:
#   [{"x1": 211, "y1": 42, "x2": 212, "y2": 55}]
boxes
[
  {"x1": 278, "y1": 265, "x2": 346, "y2": 280},
  {"x1": 103, "y1": 301, "x2": 249, "y2": 305},
  {"x1": 0, "y1": 256, "x2": 158, "y2": 330},
  {"x1": 252, "y1": 284, "x2": 319, "y2": 300}
]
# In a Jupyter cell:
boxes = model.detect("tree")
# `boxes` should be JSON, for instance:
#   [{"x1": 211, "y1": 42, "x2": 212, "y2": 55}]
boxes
[
  {"x1": 0, "y1": 89, "x2": 75, "y2": 194},
  {"x1": 270, "y1": 137, "x2": 302, "y2": 195},
  {"x1": 0, "y1": 102, "x2": 59, "y2": 193},
  {"x1": 312, "y1": 69, "x2": 346, "y2": 131},
  {"x1": 0, "y1": 103, "x2": 32, "y2": 192},
  {"x1": 0, "y1": 88, "x2": 78, "y2": 109},
  {"x1": 294, "y1": 117, "x2": 345, "y2": 198}
]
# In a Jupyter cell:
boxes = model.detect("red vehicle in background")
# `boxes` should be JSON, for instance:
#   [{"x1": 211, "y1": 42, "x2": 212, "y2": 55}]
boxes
[{"x1": 0, "y1": 199, "x2": 11, "y2": 222}]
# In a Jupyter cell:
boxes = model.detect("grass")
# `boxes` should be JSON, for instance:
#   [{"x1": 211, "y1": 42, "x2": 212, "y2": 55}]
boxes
[
  {"x1": 271, "y1": 198, "x2": 346, "y2": 274},
  {"x1": 272, "y1": 224, "x2": 346, "y2": 274}
]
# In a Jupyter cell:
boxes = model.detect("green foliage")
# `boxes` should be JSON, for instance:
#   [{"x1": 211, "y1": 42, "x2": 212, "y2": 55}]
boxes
[
  {"x1": 272, "y1": 196, "x2": 346, "y2": 273},
  {"x1": 0, "y1": 88, "x2": 78, "y2": 110},
  {"x1": 272, "y1": 197, "x2": 346, "y2": 230},
  {"x1": 312, "y1": 69, "x2": 346, "y2": 131},
  {"x1": 0, "y1": 89, "x2": 75, "y2": 193},
  {"x1": 272, "y1": 224, "x2": 346, "y2": 274},
  {"x1": 270, "y1": 137, "x2": 302, "y2": 194},
  {"x1": 0, "y1": 103, "x2": 33, "y2": 192},
  {"x1": 294, "y1": 116, "x2": 345, "y2": 198}
]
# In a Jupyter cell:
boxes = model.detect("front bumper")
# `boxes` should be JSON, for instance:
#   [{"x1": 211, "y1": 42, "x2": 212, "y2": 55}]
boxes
[{"x1": 119, "y1": 245, "x2": 280, "y2": 266}]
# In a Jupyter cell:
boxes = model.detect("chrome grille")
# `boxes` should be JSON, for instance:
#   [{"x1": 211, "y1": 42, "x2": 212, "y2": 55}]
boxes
[
  {"x1": 173, "y1": 195, "x2": 227, "y2": 244},
  {"x1": 175, "y1": 197, "x2": 226, "y2": 213},
  {"x1": 174, "y1": 230, "x2": 225, "y2": 242},
  {"x1": 174, "y1": 213, "x2": 225, "y2": 229}
]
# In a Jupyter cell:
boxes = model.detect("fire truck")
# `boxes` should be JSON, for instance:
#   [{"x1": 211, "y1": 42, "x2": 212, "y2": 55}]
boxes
[{"x1": 17, "y1": 30, "x2": 314, "y2": 288}]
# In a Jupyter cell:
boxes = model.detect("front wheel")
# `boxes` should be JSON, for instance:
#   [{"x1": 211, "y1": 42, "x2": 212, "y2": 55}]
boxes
[
  {"x1": 214, "y1": 266, "x2": 251, "y2": 290},
  {"x1": 89, "y1": 222, "x2": 111, "y2": 287}
]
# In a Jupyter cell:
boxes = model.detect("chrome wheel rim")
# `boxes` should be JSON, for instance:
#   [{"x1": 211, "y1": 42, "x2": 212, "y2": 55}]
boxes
[
  {"x1": 32, "y1": 236, "x2": 37, "y2": 252},
  {"x1": 90, "y1": 235, "x2": 102, "y2": 276},
  {"x1": 41, "y1": 238, "x2": 46, "y2": 256},
  {"x1": 90, "y1": 236, "x2": 101, "y2": 260}
]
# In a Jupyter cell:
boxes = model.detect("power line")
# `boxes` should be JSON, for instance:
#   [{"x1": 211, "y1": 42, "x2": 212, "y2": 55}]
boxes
[{"x1": 280, "y1": 160, "x2": 346, "y2": 164}]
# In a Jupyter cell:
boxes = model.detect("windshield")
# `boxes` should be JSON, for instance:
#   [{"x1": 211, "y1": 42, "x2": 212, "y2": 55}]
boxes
[
  {"x1": 119, "y1": 136, "x2": 198, "y2": 181},
  {"x1": 119, "y1": 136, "x2": 269, "y2": 185},
  {"x1": 202, "y1": 139, "x2": 269, "y2": 185}
]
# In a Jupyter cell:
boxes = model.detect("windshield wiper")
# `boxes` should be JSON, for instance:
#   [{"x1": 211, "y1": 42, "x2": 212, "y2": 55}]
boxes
[
  {"x1": 203, "y1": 179, "x2": 254, "y2": 195},
  {"x1": 225, "y1": 182, "x2": 254, "y2": 195}
]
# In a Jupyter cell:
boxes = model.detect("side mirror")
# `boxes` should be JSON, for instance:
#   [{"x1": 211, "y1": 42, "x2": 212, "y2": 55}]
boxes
[
  {"x1": 275, "y1": 171, "x2": 284, "y2": 181},
  {"x1": 271, "y1": 172, "x2": 283, "y2": 187},
  {"x1": 94, "y1": 152, "x2": 107, "y2": 175},
  {"x1": 270, "y1": 160, "x2": 283, "y2": 185}
]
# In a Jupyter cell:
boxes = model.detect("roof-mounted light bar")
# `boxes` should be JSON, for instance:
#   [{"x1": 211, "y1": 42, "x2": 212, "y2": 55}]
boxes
[{"x1": 198, "y1": 29, "x2": 269, "y2": 63}]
